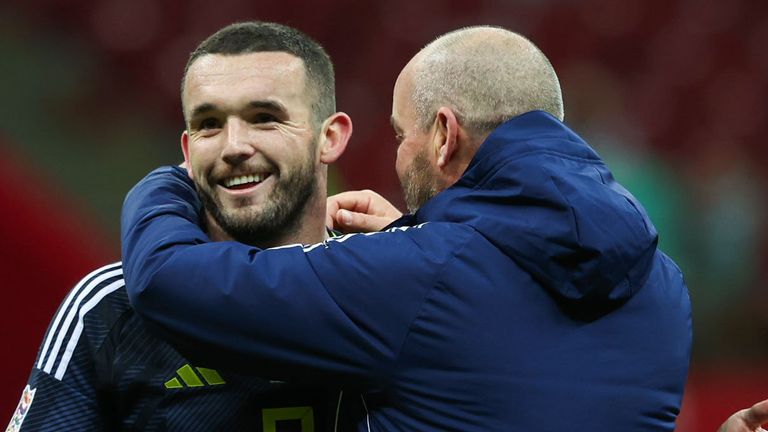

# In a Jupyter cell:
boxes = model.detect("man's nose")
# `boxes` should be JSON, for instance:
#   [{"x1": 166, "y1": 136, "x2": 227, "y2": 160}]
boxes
[{"x1": 222, "y1": 117, "x2": 256, "y2": 164}]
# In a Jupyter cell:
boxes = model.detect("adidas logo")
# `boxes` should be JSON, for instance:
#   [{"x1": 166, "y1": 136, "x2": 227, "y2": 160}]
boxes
[{"x1": 164, "y1": 364, "x2": 226, "y2": 389}]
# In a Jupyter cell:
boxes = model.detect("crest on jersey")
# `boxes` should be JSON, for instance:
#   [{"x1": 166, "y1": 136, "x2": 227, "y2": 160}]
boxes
[{"x1": 6, "y1": 385, "x2": 36, "y2": 432}]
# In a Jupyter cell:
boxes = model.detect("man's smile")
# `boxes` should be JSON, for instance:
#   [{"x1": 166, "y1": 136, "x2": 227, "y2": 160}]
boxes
[{"x1": 222, "y1": 173, "x2": 272, "y2": 189}]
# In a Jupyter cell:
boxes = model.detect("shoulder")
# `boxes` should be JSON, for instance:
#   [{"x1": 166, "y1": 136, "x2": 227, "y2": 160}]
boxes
[
  {"x1": 301, "y1": 222, "x2": 479, "y2": 300},
  {"x1": 308, "y1": 222, "x2": 476, "y2": 257},
  {"x1": 35, "y1": 262, "x2": 128, "y2": 381}
]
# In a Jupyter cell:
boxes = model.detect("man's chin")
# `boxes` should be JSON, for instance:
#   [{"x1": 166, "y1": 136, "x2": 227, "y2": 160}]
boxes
[{"x1": 219, "y1": 209, "x2": 268, "y2": 231}]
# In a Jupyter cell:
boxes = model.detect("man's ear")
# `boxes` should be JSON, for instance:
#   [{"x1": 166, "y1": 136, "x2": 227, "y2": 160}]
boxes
[
  {"x1": 180, "y1": 131, "x2": 194, "y2": 179},
  {"x1": 319, "y1": 112, "x2": 353, "y2": 164},
  {"x1": 433, "y1": 107, "x2": 459, "y2": 169}
]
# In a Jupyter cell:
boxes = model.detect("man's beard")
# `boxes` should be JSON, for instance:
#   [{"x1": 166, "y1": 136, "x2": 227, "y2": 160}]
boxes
[
  {"x1": 196, "y1": 143, "x2": 318, "y2": 247},
  {"x1": 400, "y1": 148, "x2": 440, "y2": 213}
]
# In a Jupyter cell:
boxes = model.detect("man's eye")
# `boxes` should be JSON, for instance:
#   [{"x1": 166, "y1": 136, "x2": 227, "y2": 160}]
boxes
[
  {"x1": 252, "y1": 113, "x2": 278, "y2": 123},
  {"x1": 200, "y1": 118, "x2": 221, "y2": 130}
]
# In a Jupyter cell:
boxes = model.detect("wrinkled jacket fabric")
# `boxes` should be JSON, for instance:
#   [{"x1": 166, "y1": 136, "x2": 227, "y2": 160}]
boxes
[{"x1": 122, "y1": 110, "x2": 692, "y2": 431}]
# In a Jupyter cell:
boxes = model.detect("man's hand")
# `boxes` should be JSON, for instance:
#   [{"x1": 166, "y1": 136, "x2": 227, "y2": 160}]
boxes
[
  {"x1": 719, "y1": 399, "x2": 768, "y2": 432},
  {"x1": 326, "y1": 190, "x2": 403, "y2": 233}
]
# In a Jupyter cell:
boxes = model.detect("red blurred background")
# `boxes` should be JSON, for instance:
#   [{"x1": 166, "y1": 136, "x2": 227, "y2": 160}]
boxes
[{"x1": 1, "y1": 0, "x2": 766, "y2": 429}]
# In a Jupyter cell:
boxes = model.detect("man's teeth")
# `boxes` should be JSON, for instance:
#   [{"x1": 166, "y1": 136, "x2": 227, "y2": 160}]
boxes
[{"x1": 224, "y1": 174, "x2": 266, "y2": 187}]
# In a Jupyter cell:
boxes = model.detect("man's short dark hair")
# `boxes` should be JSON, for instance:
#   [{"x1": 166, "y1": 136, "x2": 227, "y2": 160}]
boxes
[{"x1": 182, "y1": 21, "x2": 335, "y2": 124}]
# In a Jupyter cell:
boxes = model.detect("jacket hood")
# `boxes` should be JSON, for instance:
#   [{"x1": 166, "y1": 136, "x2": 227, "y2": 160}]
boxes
[{"x1": 415, "y1": 111, "x2": 658, "y2": 307}]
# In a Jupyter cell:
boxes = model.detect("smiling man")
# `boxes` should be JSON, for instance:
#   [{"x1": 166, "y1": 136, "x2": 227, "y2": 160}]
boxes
[
  {"x1": 7, "y1": 22, "x2": 354, "y2": 431},
  {"x1": 121, "y1": 26, "x2": 691, "y2": 431},
  {"x1": 182, "y1": 48, "x2": 345, "y2": 249}
]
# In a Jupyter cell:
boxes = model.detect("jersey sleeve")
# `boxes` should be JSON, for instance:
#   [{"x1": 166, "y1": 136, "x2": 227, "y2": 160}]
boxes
[
  {"x1": 121, "y1": 167, "x2": 469, "y2": 383},
  {"x1": 6, "y1": 369, "x2": 103, "y2": 432},
  {"x1": 6, "y1": 264, "x2": 124, "y2": 431}
]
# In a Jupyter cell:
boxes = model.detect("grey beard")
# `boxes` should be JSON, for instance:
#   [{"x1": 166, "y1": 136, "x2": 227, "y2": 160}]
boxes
[{"x1": 401, "y1": 150, "x2": 439, "y2": 213}]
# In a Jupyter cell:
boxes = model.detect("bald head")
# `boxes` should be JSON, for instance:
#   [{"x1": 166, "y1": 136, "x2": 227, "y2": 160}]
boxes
[{"x1": 404, "y1": 26, "x2": 564, "y2": 136}]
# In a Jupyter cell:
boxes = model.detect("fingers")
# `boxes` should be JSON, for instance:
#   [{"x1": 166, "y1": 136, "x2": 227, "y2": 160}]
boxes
[
  {"x1": 326, "y1": 191, "x2": 364, "y2": 219},
  {"x1": 719, "y1": 400, "x2": 768, "y2": 432},
  {"x1": 744, "y1": 399, "x2": 768, "y2": 429},
  {"x1": 718, "y1": 411, "x2": 748, "y2": 432},
  {"x1": 334, "y1": 209, "x2": 394, "y2": 233},
  {"x1": 325, "y1": 210, "x2": 335, "y2": 231},
  {"x1": 326, "y1": 190, "x2": 403, "y2": 233},
  {"x1": 328, "y1": 190, "x2": 392, "y2": 215}
]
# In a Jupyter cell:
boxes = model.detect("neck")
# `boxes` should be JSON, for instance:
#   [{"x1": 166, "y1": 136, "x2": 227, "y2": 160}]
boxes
[{"x1": 266, "y1": 189, "x2": 329, "y2": 247}]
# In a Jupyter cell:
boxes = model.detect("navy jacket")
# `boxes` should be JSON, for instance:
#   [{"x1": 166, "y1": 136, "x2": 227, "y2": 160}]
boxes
[{"x1": 121, "y1": 111, "x2": 691, "y2": 431}]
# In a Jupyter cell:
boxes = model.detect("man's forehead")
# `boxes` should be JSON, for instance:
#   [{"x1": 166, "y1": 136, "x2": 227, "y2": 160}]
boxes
[
  {"x1": 183, "y1": 52, "x2": 308, "y2": 114},
  {"x1": 391, "y1": 70, "x2": 415, "y2": 128},
  {"x1": 186, "y1": 52, "x2": 306, "y2": 86}
]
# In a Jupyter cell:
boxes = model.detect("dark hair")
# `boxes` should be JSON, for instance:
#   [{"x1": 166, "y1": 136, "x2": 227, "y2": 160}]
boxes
[{"x1": 182, "y1": 21, "x2": 335, "y2": 124}]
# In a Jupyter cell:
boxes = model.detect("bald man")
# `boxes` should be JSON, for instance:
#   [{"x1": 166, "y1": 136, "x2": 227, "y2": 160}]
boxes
[{"x1": 121, "y1": 26, "x2": 691, "y2": 431}]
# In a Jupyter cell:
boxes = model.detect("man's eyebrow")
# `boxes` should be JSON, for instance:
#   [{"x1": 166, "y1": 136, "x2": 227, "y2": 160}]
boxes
[
  {"x1": 248, "y1": 100, "x2": 288, "y2": 113},
  {"x1": 188, "y1": 100, "x2": 288, "y2": 120},
  {"x1": 190, "y1": 103, "x2": 217, "y2": 119}
]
